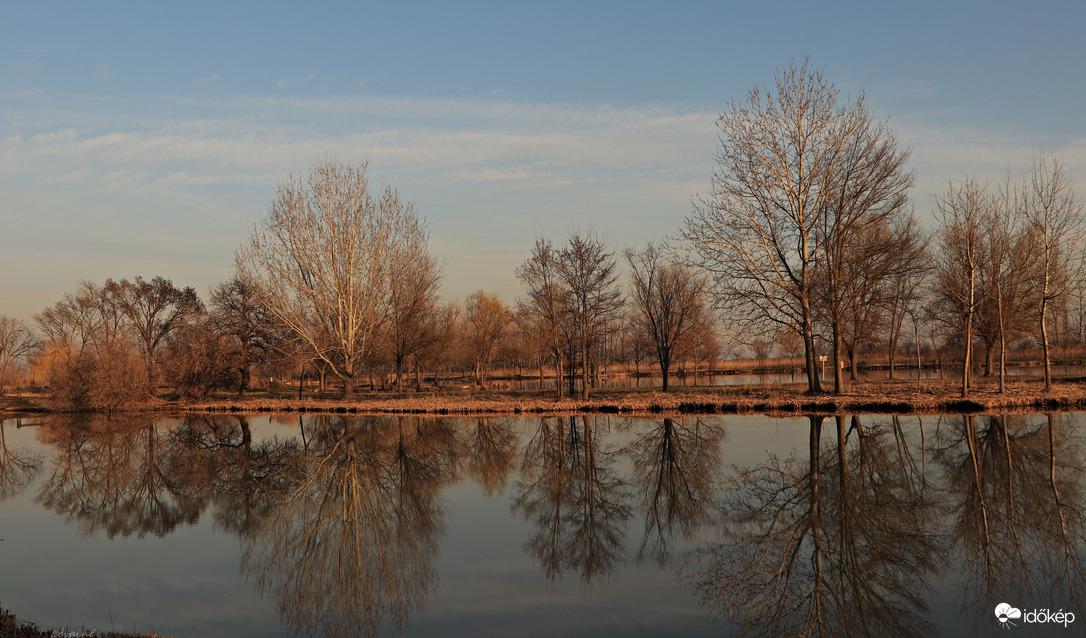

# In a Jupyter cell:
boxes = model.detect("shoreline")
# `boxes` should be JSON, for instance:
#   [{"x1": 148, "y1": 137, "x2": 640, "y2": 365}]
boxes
[{"x1": 7, "y1": 378, "x2": 1086, "y2": 418}]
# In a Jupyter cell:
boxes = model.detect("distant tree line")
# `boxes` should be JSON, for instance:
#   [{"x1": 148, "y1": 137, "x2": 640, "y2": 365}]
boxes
[{"x1": 1, "y1": 61, "x2": 1083, "y2": 409}]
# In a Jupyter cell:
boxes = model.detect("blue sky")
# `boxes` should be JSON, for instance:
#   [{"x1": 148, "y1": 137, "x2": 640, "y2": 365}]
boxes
[{"x1": 3, "y1": 1, "x2": 1085, "y2": 321}]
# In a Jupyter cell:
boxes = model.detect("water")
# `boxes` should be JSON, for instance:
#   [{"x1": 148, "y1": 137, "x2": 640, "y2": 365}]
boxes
[
  {"x1": 511, "y1": 363, "x2": 1086, "y2": 391},
  {"x1": 0, "y1": 412, "x2": 1083, "y2": 637}
]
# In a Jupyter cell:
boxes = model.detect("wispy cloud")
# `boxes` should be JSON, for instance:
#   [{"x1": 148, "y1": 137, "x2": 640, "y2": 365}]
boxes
[{"x1": 0, "y1": 91, "x2": 718, "y2": 316}]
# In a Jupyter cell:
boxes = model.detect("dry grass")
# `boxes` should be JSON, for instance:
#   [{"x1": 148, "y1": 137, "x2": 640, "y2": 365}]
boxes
[
  {"x1": 0, "y1": 608, "x2": 167, "y2": 638},
  {"x1": 176, "y1": 377, "x2": 1086, "y2": 417}
]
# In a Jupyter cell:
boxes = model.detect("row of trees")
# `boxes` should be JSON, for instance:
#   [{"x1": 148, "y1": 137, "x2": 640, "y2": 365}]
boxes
[
  {"x1": 0, "y1": 253, "x2": 715, "y2": 409},
  {"x1": 2, "y1": 62, "x2": 1083, "y2": 407},
  {"x1": 682, "y1": 60, "x2": 1084, "y2": 398}
]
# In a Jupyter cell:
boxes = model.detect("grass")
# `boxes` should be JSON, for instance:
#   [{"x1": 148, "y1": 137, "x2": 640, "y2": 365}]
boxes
[
  {"x1": 8, "y1": 375, "x2": 1086, "y2": 417},
  {"x1": 172, "y1": 376, "x2": 1086, "y2": 417},
  {"x1": 0, "y1": 608, "x2": 168, "y2": 638}
]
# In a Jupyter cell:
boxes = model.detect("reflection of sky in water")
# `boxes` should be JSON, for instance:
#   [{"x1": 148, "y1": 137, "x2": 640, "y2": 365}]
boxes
[{"x1": 0, "y1": 413, "x2": 1082, "y2": 637}]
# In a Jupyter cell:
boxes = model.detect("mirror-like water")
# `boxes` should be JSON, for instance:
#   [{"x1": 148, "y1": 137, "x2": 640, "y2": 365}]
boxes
[{"x1": 0, "y1": 412, "x2": 1082, "y2": 637}]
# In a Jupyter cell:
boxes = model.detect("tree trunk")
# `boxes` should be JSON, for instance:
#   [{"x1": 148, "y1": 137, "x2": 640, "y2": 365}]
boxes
[
  {"x1": 802, "y1": 312, "x2": 823, "y2": 394},
  {"x1": 998, "y1": 332, "x2": 1006, "y2": 393},
  {"x1": 832, "y1": 326, "x2": 845, "y2": 395},
  {"x1": 962, "y1": 315, "x2": 973, "y2": 398},
  {"x1": 580, "y1": 340, "x2": 590, "y2": 400},
  {"x1": 1041, "y1": 300, "x2": 1053, "y2": 391},
  {"x1": 847, "y1": 343, "x2": 859, "y2": 382},
  {"x1": 342, "y1": 374, "x2": 355, "y2": 399},
  {"x1": 555, "y1": 353, "x2": 564, "y2": 400}
]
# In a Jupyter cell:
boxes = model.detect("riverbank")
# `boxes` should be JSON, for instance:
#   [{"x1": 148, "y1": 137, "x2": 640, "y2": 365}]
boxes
[
  {"x1": 179, "y1": 377, "x2": 1086, "y2": 416},
  {"x1": 7, "y1": 377, "x2": 1086, "y2": 418},
  {"x1": 0, "y1": 608, "x2": 164, "y2": 638}
]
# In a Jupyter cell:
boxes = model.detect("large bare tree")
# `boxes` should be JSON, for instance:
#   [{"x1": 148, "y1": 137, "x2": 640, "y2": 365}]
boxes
[
  {"x1": 625, "y1": 243, "x2": 709, "y2": 392},
  {"x1": 209, "y1": 274, "x2": 280, "y2": 396},
  {"x1": 516, "y1": 237, "x2": 572, "y2": 399},
  {"x1": 815, "y1": 110, "x2": 915, "y2": 393},
  {"x1": 1020, "y1": 151, "x2": 1084, "y2": 391},
  {"x1": 103, "y1": 276, "x2": 204, "y2": 387},
  {"x1": 683, "y1": 60, "x2": 908, "y2": 394},
  {"x1": 236, "y1": 159, "x2": 433, "y2": 398},
  {"x1": 556, "y1": 232, "x2": 624, "y2": 400}
]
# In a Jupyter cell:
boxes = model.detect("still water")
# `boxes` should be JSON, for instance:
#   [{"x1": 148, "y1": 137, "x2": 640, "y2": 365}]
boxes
[{"x1": 0, "y1": 412, "x2": 1083, "y2": 637}]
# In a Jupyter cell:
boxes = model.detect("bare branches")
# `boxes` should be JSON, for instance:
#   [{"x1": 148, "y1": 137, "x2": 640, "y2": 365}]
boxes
[
  {"x1": 625, "y1": 243, "x2": 710, "y2": 392},
  {"x1": 683, "y1": 60, "x2": 914, "y2": 394},
  {"x1": 1021, "y1": 151, "x2": 1085, "y2": 390},
  {"x1": 0, "y1": 316, "x2": 37, "y2": 395},
  {"x1": 236, "y1": 159, "x2": 433, "y2": 398}
]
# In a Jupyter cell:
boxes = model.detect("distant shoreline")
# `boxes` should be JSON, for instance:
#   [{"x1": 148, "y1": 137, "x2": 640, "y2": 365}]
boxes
[{"x1": 7, "y1": 378, "x2": 1086, "y2": 418}]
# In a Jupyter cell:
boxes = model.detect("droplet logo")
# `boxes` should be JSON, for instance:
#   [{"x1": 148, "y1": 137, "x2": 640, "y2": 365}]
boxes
[{"x1": 995, "y1": 603, "x2": 1022, "y2": 628}]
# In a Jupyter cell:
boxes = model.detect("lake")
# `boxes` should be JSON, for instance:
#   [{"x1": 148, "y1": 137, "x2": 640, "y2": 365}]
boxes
[{"x1": 0, "y1": 412, "x2": 1082, "y2": 637}]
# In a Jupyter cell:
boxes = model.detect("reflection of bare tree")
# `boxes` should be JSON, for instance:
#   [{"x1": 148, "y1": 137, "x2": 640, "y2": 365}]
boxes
[
  {"x1": 36, "y1": 415, "x2": 195, "y2": 538},
  {"x1": 166, "y1": 415, "x2": 307, "y2": 537},
  {"x1": 512, "y1": 415, "x2": 631, "y2": 583},
  {"x1": 0, "y1": 419, "x2": 43, "y2": 501},
  {"x1": 462, "y1": 417, "x2": 517, "y2": 496},
  {"x1": 935, "y1": 413, "x2": 1086, "y2": 622},
  {"x1": 626, "y1": 417, "x2": 725, "y2": 566},
  {"x1": 243, "y1": 416, "x2": 455, "y2": 638},
  {"x1": 691, "y1": 415, "x2": 939, "y2": 637}
]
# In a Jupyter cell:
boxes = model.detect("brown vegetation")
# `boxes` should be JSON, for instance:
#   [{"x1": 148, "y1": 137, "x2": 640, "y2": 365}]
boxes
[
  {"x1": 0, "y1": 607, "x2": 169, "y2": 638},
  {"x1": 160, "y1": 377, "x2": 1086, "y2": 418}
]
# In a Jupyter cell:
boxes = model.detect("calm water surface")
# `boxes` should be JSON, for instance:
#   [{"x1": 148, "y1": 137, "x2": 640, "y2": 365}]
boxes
[{"x1": 0, "y1": 412, "x2": 1083, "y2": 637}]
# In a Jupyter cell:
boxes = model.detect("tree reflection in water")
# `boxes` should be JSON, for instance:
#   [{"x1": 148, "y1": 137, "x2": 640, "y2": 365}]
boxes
[
  {"x1": 36, "y1": 415, "x2": 197, "y2": 538},
  {"x1": 11, "y1": 411, "x2": 1086, "y2": 635},
  {"x1": 934, "y1": 413, "x2": 1086, "y2": 627},
  {"x1": 166, "y1": 414, "x2": 307, "y2": 537},
  {"x1": 513, "y1": 415, "x2": 632, "y2": 584},
  {"x1": 241, "y1": 415, "x2": 456, "y2": 638},
  {"x1": 462, "y1": 417, "x2": 518, "y2": 496},
  {"x1": 626, "y1": 416, "x2": 726, "y2": 566},
  {"x1": 0, "y1": 418, "x2": 43, "y2": 502},
  {"x1": 690, "y1": 415, "x2": 939, "y2": 637}
]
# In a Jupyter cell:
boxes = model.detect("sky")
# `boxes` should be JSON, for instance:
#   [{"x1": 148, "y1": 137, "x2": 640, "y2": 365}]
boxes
[{"x1": 2, "y1": 1, "x2": 1085, "y2": 323}]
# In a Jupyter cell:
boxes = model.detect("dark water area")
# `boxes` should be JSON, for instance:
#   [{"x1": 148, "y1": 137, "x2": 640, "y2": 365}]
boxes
[{"x1": 0, "y1": 412, "x2": 1083, "y2": 637}]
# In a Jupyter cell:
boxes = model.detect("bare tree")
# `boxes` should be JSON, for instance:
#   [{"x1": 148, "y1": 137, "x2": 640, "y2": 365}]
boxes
[
  {"x1": 414, "y1": 302, "x2": 459, "y2": 391},
  {"x1": 625, "y1": 243, "x2": 709, "y2": 392},
  {"x1": 832, "y1": 214, "x2": 928, "y2": 385},
  {"x1": 209, "y1": 275, "x2": 279, "y2": 396},
  {"x1": 815, "y1": 99, "x2": 915, "y2": 394},
  {"x1": 103, "y1": 276, "x2": 204, "y2": 387},
  {"x1": 0, "y1": 316, "x2": 37, "y2": 395},
  {"x1": 683, "y1": 60, "x2": 896, "y2": 394},
  {"x1": 463, "y1": 290, "x2": 510, "y2": 389},
  {"x1": 34, "y1": 281, "x2": 148, "y2": 410},
  {"x1": 516, "y1": 237, "x2": 572, "y2": 399},
  {"x1": 881, "y1": 220, "x2": 932, "y2": 381},
  {"x1": 385, "y1": 247, "x2": 444, "y2": 391},
  {"x1": 976, "y1": 176, "x2": 1032, "y2": 392},
  {"x1": 934, "y1": 178, "x2": 990, "y2": 398},
  {"x1": 236, "y1": 159, "x2": 433, "y2": 398},
  {"x1": 556, "y1": 232, "x2": 624, "y2": 400},
  {"x1": 1020, "y1": 151, "x2": 1084, "y2": 391}
]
